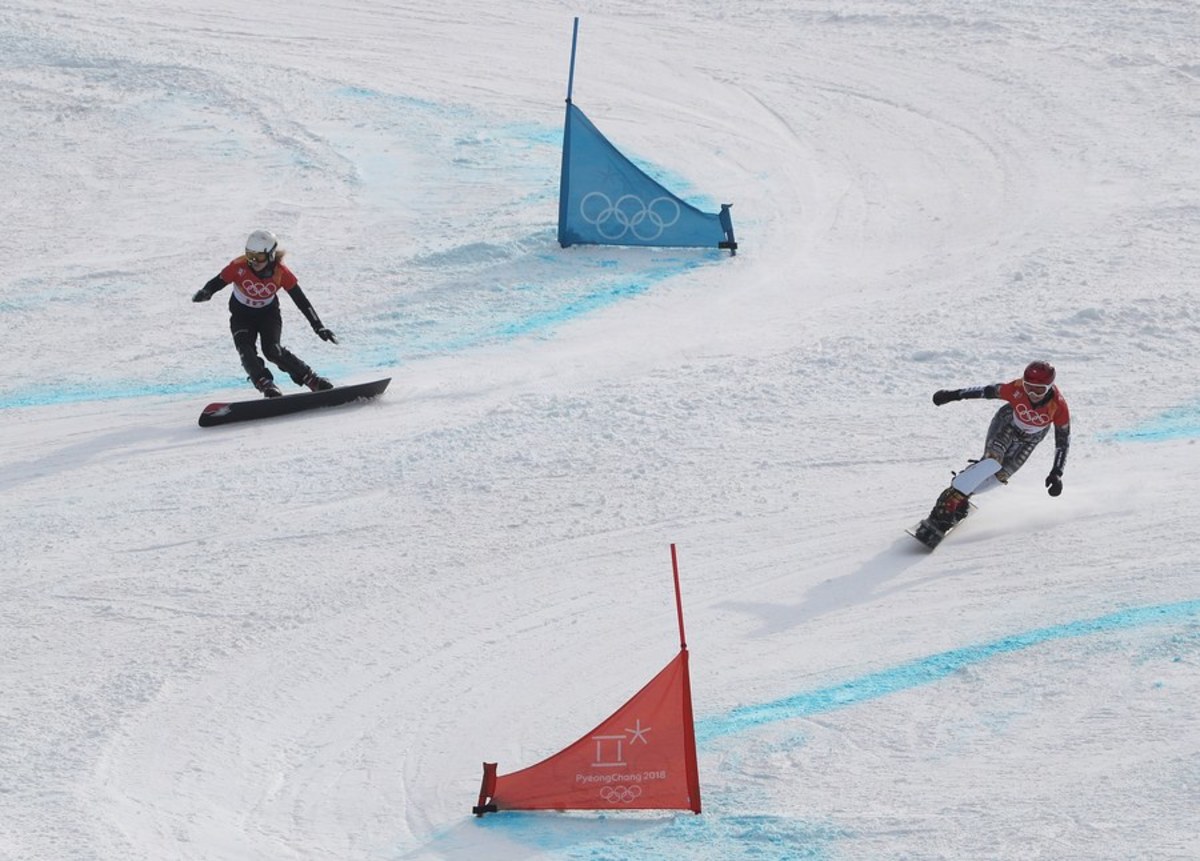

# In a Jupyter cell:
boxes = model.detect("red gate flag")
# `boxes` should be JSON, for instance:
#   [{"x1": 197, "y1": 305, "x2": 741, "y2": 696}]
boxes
[
  {"x1": 473, "y1": 544, "x2": 700, "y2": 816},
  {"x1": 473, "y1": 649, "x2": 700, "y2": 815}
]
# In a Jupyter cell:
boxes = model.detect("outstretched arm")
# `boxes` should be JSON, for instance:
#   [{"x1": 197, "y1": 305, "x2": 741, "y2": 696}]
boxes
[
  {"x1": 192, "y1": 275, "x2": 227, "y2": 302},
  {"x1": 932, "y1": 384, "x2": 999, "y2": 406},
  {"x1": 287, "y1": 285, "x2": 338, "y2": 343}
]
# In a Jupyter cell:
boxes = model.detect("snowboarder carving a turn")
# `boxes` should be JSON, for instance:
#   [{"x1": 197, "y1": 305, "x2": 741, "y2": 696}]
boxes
[
  {"x1": 913, "y1": 360, "x2": 1071, "y2": 548},
  {"x1": 193, "y1": 229, "x2": 338, "y2": 398}
]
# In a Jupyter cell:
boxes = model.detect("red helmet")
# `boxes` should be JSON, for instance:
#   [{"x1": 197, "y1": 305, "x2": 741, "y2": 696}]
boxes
[
  {"x1": 1023, "y1": 361, "x2": 1056, "y2": 386},
  {"x1": 1023, "y1": 360, "x2": 1056, "y2": 400}
]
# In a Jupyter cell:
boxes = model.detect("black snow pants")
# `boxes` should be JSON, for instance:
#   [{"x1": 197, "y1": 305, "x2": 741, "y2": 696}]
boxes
[{"x1": 228, "y1": 298, "x2": 313, "y2": 388}]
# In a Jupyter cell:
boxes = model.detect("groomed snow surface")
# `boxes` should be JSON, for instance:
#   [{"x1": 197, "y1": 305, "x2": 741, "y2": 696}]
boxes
[{"x1": 2, "y1": 1, "x2": 1198, "y2": 859}]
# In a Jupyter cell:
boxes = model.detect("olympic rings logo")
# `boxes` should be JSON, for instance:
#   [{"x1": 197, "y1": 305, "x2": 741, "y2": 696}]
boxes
[
  {"x1": 240, "y1": 280, "x2": 279, "y2": 300},
  {"x1": 579, "y1": 192, "x2": 681, "y2": 241},
  {"x1": 1015, "y1": 403, "x2": 1050, "y2": 426},
  {"x1": 599, "y1": 785, "x2": 643, "y2": 804}
]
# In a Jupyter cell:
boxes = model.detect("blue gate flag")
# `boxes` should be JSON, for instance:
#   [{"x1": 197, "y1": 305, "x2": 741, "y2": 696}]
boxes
[{"x1": 557, "y1": 103, "x2": 737, "y2": 254}]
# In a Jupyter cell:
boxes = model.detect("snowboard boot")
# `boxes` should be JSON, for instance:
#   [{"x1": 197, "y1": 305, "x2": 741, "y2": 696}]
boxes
[
  {"x1": 303, "y1": 371, "x2": 334, "y2": 392},
  {"x1": 928, "y1": 486, "x2": 969, "y2": 532},
  {"x1": 255, "y1": 376, "x2": 283, "y2": 399}
]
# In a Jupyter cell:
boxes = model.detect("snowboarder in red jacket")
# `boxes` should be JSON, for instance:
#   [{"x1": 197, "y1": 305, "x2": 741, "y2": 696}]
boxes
[
  {"x1": 193, "y1": 230, "x2": 337, "y2": 398},
  {"x1": 926, "y1": 360, "x2": 1070, "y2": 530}
]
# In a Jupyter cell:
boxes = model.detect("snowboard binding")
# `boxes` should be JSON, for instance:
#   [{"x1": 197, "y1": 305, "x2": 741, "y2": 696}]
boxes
[{"x1": 908, "y1": 458, "x2": 1003, "y2": 550}]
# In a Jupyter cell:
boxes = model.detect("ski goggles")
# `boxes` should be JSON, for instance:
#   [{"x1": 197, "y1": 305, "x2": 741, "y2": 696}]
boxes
[
  {"x1": 1022, "y1": 380, "x2": 1052, "y2": 400},
  {"x1": 245, "y1": 250, "x2": 270, "y2": 265}
]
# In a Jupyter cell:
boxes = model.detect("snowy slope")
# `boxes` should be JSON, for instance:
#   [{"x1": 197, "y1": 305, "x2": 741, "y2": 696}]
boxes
[{"x1": 2, "y1": 1, "x2": 1198, "y2": 859}]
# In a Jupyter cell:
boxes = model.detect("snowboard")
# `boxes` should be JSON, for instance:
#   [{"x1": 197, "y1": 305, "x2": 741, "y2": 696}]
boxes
[
  {"x1": 198, "y1": 377, "x2": 391, "y2": 427},
  {"x1": 950, "y1": 457, "x2": 1002, "y2": 494},
  {"x1": 907, "y1": 518, "x2": 955, "y2": 550}
]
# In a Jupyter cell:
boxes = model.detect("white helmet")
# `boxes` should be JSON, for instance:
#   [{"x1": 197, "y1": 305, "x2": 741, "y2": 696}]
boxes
[{"x1": 245, "y1": 229, "x2": 279, "y2": 269}]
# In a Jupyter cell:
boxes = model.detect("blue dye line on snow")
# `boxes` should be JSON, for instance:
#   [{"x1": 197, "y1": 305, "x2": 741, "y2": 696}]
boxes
[
  {"x1": 469, "y1": 809, "x2": 841, "y2": 861},
  {"x1": 0, "y1": 260, "x2": 713, "y2": 411},
  {"x1": 0, "y1": 377, "x2": 241, "y2": 410},
  {"x1": 696, "y1": 598, "x2": 1200, "y2": 743},
  {"x1": 1104, "y1": 400, "x2": 1200, "y2": 442},
  {"x1": 0, "y1": 272, "x2": 681, "y2": 410},
  {"x1": 426, "y1": 267, "x2": 705, "y2": 354}
]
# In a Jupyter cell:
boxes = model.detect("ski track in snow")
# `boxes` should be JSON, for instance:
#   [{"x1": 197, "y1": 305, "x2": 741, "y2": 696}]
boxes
[{"x1": 2, "y1": 1, "x2": 1199, "y2": 860}]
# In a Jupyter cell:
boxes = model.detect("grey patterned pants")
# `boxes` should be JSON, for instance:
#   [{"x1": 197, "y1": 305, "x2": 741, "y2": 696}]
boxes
[{"x1": 984, "y1": 404, "x2": 1048, "y2": 479}]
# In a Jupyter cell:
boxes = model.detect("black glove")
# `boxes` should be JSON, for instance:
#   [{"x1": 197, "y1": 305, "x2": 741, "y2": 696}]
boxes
[
  {"x1": 932, "y1": 389, "x2": 961, "y2": 406},
  {"x1": 1045, "y1": 469, "x2": 1063, "y2": 497},
  {"x1": 192, "y1": 287, "x2": 214, "y2": 303},
  {"x1": 315, "y1": 326, "x2": 338, "y2": 344}
]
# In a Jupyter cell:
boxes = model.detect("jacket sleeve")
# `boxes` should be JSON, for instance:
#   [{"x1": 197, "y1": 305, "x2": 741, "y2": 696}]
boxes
[
  {"x1": 287, "y1": 284, "x2": 324, "y2": 330},
  {"x1": 933, "y1": 383, "x2": 1000, "y2": 405},
  {"x1": 194, "y1": 275, "x2": 227, "y2": 301},
  {"x1": 1052, "y1": 423, "x2": 1070, "y2": 474},
  {"x1": 966, "y1": 384, "x2": 1001, "y2": 399}
]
